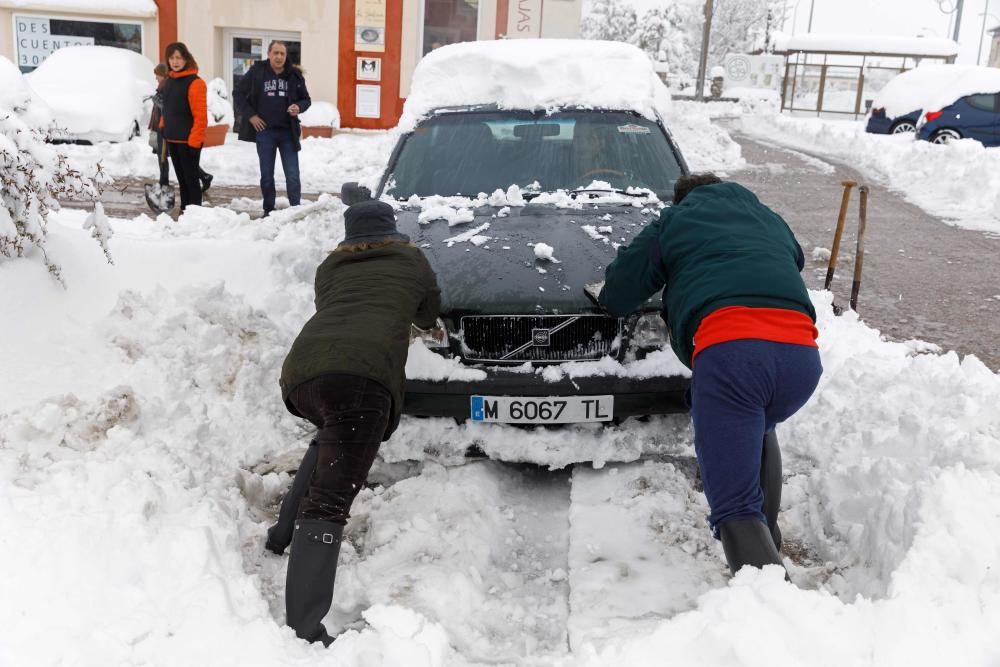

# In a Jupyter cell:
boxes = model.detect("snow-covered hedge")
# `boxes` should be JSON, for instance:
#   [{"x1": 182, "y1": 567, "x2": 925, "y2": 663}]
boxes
[{"x1": 1, "y1": 58, "x2": 112, "y2": 283}]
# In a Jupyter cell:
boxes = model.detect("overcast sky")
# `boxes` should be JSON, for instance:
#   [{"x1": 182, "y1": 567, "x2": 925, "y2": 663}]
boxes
[{"x1": 627, "y1": 0, "x2": 1000, "y2": 65}]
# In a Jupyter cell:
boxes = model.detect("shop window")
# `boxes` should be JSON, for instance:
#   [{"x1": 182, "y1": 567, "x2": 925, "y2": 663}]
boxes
[
  {"x1": 422, "y1": 0, "x2": 478, "y2": 55},
  {"x1": 14, "y1": 14, "x2": 142, "y2": 72}
]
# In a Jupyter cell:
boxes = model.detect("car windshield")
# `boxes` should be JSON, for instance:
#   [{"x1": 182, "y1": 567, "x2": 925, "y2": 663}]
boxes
[{"x1": 383, "y1": 110, "x2": 683, "y2": 201}]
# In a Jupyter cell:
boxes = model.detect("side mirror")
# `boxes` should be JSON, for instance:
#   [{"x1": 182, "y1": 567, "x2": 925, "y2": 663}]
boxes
[{"x1": 340, "y1": 182, "x2": 372, "y2": 206}]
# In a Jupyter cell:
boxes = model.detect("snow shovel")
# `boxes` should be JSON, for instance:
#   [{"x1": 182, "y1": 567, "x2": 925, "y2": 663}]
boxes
[{"x1": 144, "y1": 183, "x2": 176, "y2": 215}]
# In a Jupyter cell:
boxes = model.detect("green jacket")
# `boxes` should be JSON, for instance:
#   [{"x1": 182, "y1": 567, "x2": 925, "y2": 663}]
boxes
[
  {"x1": 279, "y1": 243, "x2": 441, "y2": 439},
  {"x1": 599, "y1": 182, "x2": 814, "y2": 369}
]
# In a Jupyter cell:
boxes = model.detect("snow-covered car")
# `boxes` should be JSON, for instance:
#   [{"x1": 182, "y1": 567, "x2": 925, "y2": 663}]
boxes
[
  {"x1": 867, "y1": 65, "x2": 1000, "y2": 140},
  {"x1": 0, "y1": 56, "x2": 51, "y2": 131},
  {"x1": 372, "y1": 40, "x2": 691, "y2": 427},
  {"x1": 26, "y1": 45, "x2": 155, "y2": 144}
]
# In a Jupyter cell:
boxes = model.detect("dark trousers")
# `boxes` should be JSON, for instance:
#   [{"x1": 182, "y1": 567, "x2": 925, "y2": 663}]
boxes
[
  {"x1": 288, "y1": 374, "x2": 391, "y2": 524},
  {"x1": 168, "y1": 142, "x2": 202, "y2": 211},
  {"x1": 256, "y1": 127, "x2": 301, "y2": 213},
  {"x1": 690, "y1": 339, "x2": 822, "y2": 533},
  {"x1": 158, "y1": 138, "x2": 210, "y2": 188}
]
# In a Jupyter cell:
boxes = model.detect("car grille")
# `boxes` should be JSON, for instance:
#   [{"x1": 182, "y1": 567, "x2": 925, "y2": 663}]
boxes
[{"x1": 460, "y1": 315, "x2": 625, "y2": 363}]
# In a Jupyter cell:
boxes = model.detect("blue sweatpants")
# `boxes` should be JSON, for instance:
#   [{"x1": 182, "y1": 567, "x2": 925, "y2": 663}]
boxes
[{"x1": 689, "y1": 339, "x2": 823, "y2": 533}]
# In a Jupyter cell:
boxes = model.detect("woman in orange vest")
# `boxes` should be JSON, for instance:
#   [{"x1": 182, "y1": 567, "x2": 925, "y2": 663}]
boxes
[{"x1": 160, "y1": 42, "x2": 207, "y2": 212}]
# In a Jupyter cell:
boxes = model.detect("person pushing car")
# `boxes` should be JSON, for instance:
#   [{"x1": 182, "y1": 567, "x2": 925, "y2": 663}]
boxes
[{"x1": 596, "y1": 173, "x2": 823, "y2": 577}]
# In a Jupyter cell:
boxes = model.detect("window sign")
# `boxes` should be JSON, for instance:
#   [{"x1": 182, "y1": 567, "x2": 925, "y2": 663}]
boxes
[
  {"x1": 14, "y1": 14, "x2": 143, "y2": 73},
  {"x1": 356, "y1": 84, "x2": 381, "y2": 118},
  {"x1": 507, "y1": 0, "x2": 542, "y2": 38},
  {"x1": 357, "y1": 57, "x2": 381, "y2": 81},
  {"x1": 355, "y1": 0, "x2": 386, "y2": 52}
]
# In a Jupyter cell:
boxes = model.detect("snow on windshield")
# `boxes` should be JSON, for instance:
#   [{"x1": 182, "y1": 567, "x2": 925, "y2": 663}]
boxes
[
  {"x1": 398, "y1": 39, "x2": 672, "y2": 132},
  {"x1": 872, "y1": 65, "x2": 1000, "y2": 118}
]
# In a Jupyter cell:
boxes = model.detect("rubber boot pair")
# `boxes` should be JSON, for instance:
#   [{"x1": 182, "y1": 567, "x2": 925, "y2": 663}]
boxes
[
  {"x1": 266, "y1": 442, "x2": 319, "y2": 555},
  {"x1": 719, "y1": 431, "x2": 786, "y2": 576}
]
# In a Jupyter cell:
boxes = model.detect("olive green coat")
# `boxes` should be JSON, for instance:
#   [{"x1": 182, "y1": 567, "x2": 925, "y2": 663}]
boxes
[{"x1": 279, "y1": 243, "x2": 441, "y2": 439}]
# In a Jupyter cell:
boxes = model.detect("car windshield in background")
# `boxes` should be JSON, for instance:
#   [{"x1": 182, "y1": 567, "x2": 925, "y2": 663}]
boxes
[{"x1": 385, "y1": 110, "x2": 683, "y2": 201}]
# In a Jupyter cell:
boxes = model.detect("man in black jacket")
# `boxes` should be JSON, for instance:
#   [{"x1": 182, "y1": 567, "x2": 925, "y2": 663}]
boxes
[{"x1": 234, "y1": 40, "x2": 311, "y2": 216}]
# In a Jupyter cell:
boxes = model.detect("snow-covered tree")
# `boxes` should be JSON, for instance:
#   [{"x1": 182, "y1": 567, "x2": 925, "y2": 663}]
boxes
[
  {"x1": 580, "y1": 0, "x2": 639, "y2": 44},
  {"x1": 1, "y1": 59, "x2": 112, "y2": 284},
  {"x1": 634, "y1": 5, "x2": 699, "y2": 79},
  {"x1": 709, "y1": 0, "x2": 785, "y2": 61}
]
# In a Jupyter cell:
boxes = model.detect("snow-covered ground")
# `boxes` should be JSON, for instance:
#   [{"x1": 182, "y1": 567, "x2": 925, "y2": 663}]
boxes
[
  {"x1": 3, "y1": 107, "x2": 1000, "y2": 665},
  {"x1": 739, "y1": 113, "x2": 1000, "y2": 235}
]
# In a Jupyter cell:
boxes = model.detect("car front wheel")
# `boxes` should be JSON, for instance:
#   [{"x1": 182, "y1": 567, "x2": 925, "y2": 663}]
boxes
[
  {"x1": 930, "y1": 128, "x2": 961, "y2": 144},
  {"x1": 891, "y1": 121, "x2": 916, "y2": 134}
]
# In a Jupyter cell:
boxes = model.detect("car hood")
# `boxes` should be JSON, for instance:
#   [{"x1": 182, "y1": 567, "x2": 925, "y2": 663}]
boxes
[{"x1": 396, "y1": 202, "x2": 663, "y2": 314}]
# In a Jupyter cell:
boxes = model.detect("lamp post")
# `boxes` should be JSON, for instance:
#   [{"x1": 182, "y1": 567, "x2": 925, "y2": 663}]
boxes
[
  {"x1": 977, "y1": 2, "x2": 998, "y2": 65},
  {"x1": 694, "y1": 0, "x2": 715, "y2": 101}
]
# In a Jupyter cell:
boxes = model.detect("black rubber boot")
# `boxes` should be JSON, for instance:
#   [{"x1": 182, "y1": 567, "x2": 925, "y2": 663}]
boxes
[
  {"x1": 761, "y1": 431, "x2": 783, "y2": 552},
  {"x1": 266, "y1": 442, "x2": 319, "y2": 555},
  {"x1": 719, "y1": 518, "x2": 785, "y2": 576},
  {"x1": 285, "y1": 520, "x2": 342, "y2": 647}
]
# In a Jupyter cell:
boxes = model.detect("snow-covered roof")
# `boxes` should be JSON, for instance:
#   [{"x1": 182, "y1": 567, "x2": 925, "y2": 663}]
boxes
[
  {"x1": 873, "y1": 64, "x2": 1000, "y2": 117},
  {"x1": 0, "y1": 0, "x2": 157, "y2": 17},
  {"x1": 773, "y1": 33, "x2": 959, "y2": 58},
  {"x1": 397, "y1": 39, "x2": 671, "y2": 131}
]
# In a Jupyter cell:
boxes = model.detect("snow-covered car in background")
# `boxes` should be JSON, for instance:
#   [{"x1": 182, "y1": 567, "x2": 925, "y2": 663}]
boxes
[
  {"x1": 865, "y1": 64, "x2": 997, "y2": 135},
  {"x1": 26, "y1": 46, "x2": 155, "y2": 144},
  {"x1": 370, "y1": 40, "x2": 691, "y2": 427}
]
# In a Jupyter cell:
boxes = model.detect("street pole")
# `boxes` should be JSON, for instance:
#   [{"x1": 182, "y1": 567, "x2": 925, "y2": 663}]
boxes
[
  {"x1": 977, "y1": 0, "x2": 991, "y2": 65},
  {"x1": 807, "y1": 0, "x2": 816, "y2": 32},
  {"x1": 694, "y1": 0, "x2": 714, "y2": 101},
  {"x1": 953, "y1": 0, "x2": 965, "y2": 42}
]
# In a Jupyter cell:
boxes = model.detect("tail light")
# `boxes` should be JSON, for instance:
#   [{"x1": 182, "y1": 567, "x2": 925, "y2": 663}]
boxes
[
  {"x1": 871, "y1": 107, "x2": 885, "y2": 117},
  {"x1": 925, "y1": 111, "x2": 943, "y2": 122}
]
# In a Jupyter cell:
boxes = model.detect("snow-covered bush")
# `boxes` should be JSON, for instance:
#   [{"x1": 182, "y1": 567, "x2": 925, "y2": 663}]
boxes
[
  {"x1": 207, "y1": 78, "x2": 235, "y2": 127},
  {"x1": 1, "y1": 58, "x2": 112, "y2": 283},
  {"x1": 299, "y1": 101, "x2": 341, "y2": 129}
]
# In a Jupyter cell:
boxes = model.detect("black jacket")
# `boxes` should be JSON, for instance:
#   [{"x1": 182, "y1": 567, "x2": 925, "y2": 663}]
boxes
[
  {"x1": 279, "y1": 243, "x2": 441, "y2": 440},
  {"x1": 234, "y1": 60, "x2": 312, "y2": 150}
]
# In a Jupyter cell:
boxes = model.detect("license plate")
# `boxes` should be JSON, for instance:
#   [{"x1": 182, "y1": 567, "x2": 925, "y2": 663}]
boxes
[{"x1": 470, "y1": 395, "x2": 614, "y2": 424}]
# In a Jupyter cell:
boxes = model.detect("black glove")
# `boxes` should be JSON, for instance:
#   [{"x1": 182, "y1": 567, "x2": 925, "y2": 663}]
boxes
[{"x1": 584, "y1": 281, "x2": 605, "y2": 310}]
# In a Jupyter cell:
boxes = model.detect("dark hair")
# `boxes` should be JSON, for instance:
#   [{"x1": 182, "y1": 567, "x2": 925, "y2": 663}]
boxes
[
  {"x1": 164, "y1": 42, "x2": 197, "y2": 70},
  {"x1": 673, "y1": 173, "x2": 723, "y2": 204},
  {"x1": 268, "y1": 40, "x2": 288, "y2": 54},
  {"x1": 153, "y1": 63, "x2": 168, "y2": 77}
]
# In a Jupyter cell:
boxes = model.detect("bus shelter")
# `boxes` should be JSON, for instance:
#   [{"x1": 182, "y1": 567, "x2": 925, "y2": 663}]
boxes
[{"x1": 773, "y1": 34, "x2": 959, "y2": 118}]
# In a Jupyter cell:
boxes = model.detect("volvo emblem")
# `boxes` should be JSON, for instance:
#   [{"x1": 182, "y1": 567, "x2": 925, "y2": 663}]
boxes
[{"x1": 532, "y1": 328, "x2": 551, "y2": 346}]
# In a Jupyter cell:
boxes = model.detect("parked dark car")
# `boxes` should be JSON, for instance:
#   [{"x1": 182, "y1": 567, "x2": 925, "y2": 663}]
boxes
[
  {"x1": 917, "y1": 92, "x2": 1000, "y2": 145},
  {"x1": 865, "y1": 107, "x2": 921, "y2": 135},
  {"x1": 374, "y1": 106, "x2": 691, "y2": 426}
]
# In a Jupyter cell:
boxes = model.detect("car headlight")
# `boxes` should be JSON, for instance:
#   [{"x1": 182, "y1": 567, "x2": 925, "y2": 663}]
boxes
[
  {"x1": 411, "y1": 318, "x2": 449, "y2": 349},
  {"x1": 631, "y1": 312, "x2": 669, "y2": 349}
]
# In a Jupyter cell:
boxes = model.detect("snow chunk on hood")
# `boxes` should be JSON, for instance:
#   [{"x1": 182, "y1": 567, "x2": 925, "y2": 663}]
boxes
[{"x1": 398, "y1": 39, "x2": 672, "y2": 131}]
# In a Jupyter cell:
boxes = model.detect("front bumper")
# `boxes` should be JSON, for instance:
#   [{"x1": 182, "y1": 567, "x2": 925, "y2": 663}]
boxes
[{"x1": 403, "y1": 369, "x2": 690, "y2": 421}]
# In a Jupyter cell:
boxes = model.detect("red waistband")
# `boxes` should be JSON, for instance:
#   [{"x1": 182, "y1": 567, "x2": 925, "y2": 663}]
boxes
[{"x1": 692, "y1": 306, "x2": 818, "y2": 364}]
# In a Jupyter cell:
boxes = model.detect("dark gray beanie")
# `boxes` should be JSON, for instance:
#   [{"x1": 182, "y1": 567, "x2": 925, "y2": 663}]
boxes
[{"x1": 340, "y1": 200, "x2": 410, "y2": 246}]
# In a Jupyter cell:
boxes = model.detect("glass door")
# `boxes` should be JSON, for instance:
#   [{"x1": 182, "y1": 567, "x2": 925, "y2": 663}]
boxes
[{"x1": 227, "y1": 31, "x2": 301, "y2": 130}]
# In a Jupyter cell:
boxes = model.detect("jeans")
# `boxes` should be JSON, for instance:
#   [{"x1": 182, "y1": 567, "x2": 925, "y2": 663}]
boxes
[
  {"x1": 256, "y1": 127, "x2": 301, "y2": 213},
  {"x1": 287, "y1": 374, "x2": 391, "y2": 524},
  {"x1": 167, "y1": 143, "x2": 202, "y2": 211},
  {"x1": 689, "y1": 339, "x2": 823, "y2": 533}
]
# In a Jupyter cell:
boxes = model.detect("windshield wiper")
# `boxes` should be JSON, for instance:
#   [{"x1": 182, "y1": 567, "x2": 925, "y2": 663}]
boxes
[{"x1": 569, "y1": 188, "x2": 648, "y2": 199}]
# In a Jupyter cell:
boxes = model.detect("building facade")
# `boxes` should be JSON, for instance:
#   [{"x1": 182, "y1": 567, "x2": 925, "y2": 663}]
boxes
[{"x1": 1, "y1": 0, "x2": 582, "y2": 129}]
